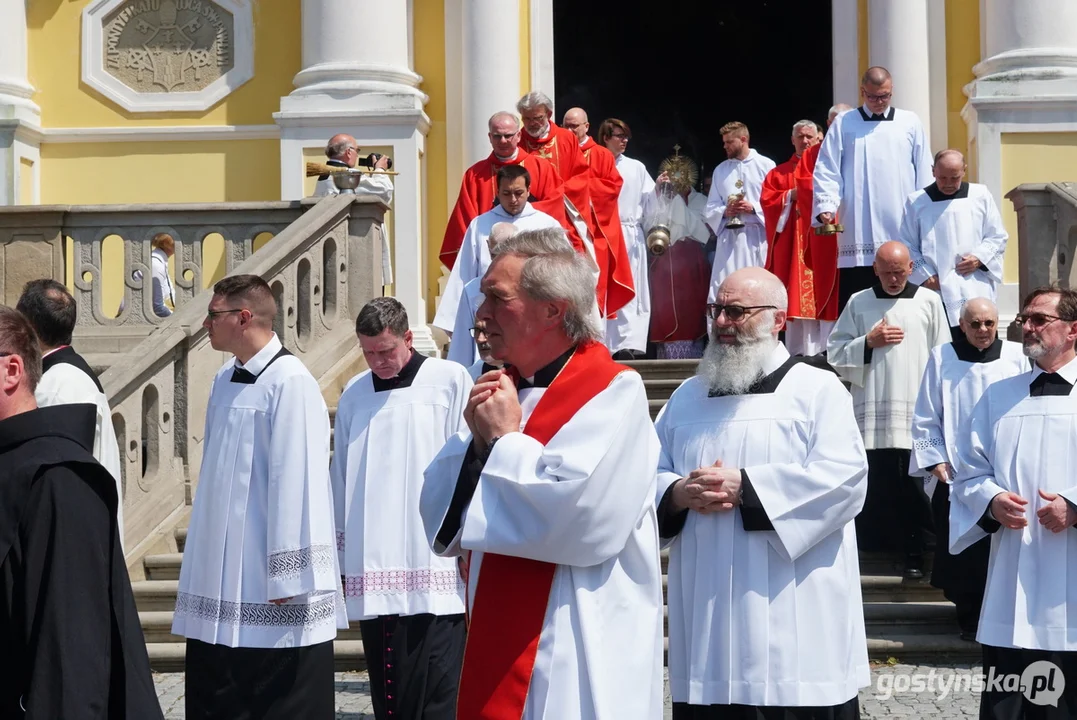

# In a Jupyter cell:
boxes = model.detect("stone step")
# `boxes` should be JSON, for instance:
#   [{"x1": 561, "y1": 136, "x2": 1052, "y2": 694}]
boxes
[
  {"x1": 643, "y1": 378, "x2": 684, "y2": 401},
  {"x1": 146, "y1": 640, "x2": 369, "y2": 673},
  {"x1": 144, "y1": 553, "x2": 183, "y2": 581},
  {"x1": 862, "y1": 602, "x2": 959, "y2": 633},
  {"x1": 866, "y1": 633, "x2": 981, "y2": 662},
  {"x1": 861, "y1": 574, "x2": 947, "y2": 602},
  {"x1": 624, "y1": 359, "x2": 698, "y2": 381},
  {"x1": 649, "y1": 398, "x2": 667, "y2": 419},
  {"x1": 132, "y1": 580, "x2": 182, "y2": 612}
]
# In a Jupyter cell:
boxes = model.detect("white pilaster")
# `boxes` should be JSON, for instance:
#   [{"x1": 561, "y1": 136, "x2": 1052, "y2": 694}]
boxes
[
  {"x1": 0, "y1": 0, "x2": 41, "y2": 206},
  {"x1": 460, "y1": 1, "x2": 522, "y2": 168},
  {"x1": 831, "y1": 0, "x2": 860, "y2": 106},
  {"x1": 868, "y1": 0, "x2": 933, "y2": 149},
  {"x1": 276, "y1": 0, "x2": 434, "y2": 353}
]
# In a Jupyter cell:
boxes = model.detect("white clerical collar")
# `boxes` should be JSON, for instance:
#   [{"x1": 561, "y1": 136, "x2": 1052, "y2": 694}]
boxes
[
  {"x1": 764, "y1": 342, "x2": 791, "y2": 376},
  {"x1": 1031, "y1": 354, "x2": 1077, "y2": 386},
  {"x1": 860, "y1": 103, "x2": 893, "y2": 117},
  {"x1": 495, "y1": 202, "x2": 530, "y2": 219},
  {"x1": 235, "y1": 333, "x2": 283, "y2": 377},
  {"x1": 494, "y1": 149, "x2": 519, "y2": 163}
]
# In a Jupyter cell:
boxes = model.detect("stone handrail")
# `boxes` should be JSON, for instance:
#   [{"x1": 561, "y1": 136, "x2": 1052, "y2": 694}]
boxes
[{"x1": 95, "y1": 195, "x2": 386, "y2": 566}]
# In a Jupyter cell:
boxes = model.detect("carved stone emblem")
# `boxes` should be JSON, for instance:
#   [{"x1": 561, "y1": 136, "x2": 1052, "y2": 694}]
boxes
[{"x1": 82, "y1": 0, "x2": 252, "y2": 112}]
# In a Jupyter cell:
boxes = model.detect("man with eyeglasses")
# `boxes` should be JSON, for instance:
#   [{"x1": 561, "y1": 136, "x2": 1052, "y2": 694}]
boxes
[
  {"x1": 313, "y1": 133, "x2": 393, "y2": 202},
  {"x1": 828, "y1": 241, "x2": 950, "y2": 579},
  {"x1": 910, "y1": 297, "x2": 1027, "y2": 642},
  {"x1": 813, "y1": 66, "x2": 933, "y2": 315},
  {"x1": 900, "y1": 149, "x2": 1008, "y2": 341},
  {"x1": 656, "y1": 267, "x2": 869, "y2": 719},
  {"x1": 950, "y1": 287, "x2": 1077, "y2": 717}
]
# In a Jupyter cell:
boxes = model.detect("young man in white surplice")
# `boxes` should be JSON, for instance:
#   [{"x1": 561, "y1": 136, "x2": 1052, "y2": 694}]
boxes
[
  {"x1": 704, "y1": 121, "x2": 776, "y2": 308},
  {"x1": 952, "y1": 287, "x2": 1077, "y2": 717},
  {"x1": 332, "y1": 297, "x2": 471, "y2": 720},
  {"x1": 172, "y1": 275, "x2": 345, "y2": 719},
  {"x1": 657, "y1": 267, "x2": 869, "y2": 719}
]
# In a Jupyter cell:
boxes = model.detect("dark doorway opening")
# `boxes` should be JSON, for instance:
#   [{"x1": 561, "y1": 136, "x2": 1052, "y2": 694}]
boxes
[{"x1": 553, "y1": 2, "x2": 834, "y2": 183}]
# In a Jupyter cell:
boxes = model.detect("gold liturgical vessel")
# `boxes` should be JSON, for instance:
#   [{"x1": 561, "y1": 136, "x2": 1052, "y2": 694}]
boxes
[{"x1": 725, "y1": 178, "x2": 746, "y2": 229}]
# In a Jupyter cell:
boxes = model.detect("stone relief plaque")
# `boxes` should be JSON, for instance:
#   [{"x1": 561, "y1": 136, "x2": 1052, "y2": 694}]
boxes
[{"x1": 82, "y1": 0, "x2": 253, "y2": 112}]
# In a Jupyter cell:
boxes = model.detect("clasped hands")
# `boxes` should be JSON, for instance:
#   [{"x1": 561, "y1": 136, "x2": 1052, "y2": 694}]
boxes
[
  {"x1": 465, "y1": 369, "x2": 523, "y2": 456},
  {"x1": 671, "y1": 460, "x2": 743, "y2": 514},
  {"x1": 990, "y1": 490, "x2": 1077, "y2": 533}
]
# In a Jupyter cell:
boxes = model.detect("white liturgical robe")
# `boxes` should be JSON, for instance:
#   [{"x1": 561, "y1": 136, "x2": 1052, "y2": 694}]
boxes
[
  {"x1": 910, "y1": 339, "x2": 1028, "y2": 484},
  {"x1": 657, "y1": 343, "x2": 870, "y2": 708},
  {"x1": 705, "y1": 149, "x2": 776, "y2": 302},
  {"x1": 420, "y1": 356, "x2": 664, "y2": 720},
  {"x1": 606, "y1": 153, "x2": 656, "y2": 354},
  {"x1": 446, "y1": 277, "x2": 485, "y2": 366},
  {"x1": 331, "y1": 353, "x2": 470, "y2": 620},
  {"x1": 432, "y1": 203, "x2": 562, "y2": 332},
  {"x1": 827, "y1": 283, "x2": 950, "y2": 449},
  {"x1": 951, "y1": 357, "x2": 1077, "y2": 650},
  {"x1": 173, "y1": 335, "x2": 347, "y2": 648},
  {"x1": 900, "y1": 182, "x2": 1008, "y2": 326},
  {"x1": 813, "y1": 106, "x2": 933, "y2": 268}
]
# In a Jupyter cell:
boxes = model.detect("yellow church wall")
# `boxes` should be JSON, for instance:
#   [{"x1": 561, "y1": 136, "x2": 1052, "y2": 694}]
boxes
[
  {"x1": 945, "y1": 0, "x2": 978, "y2": 163},
  {"x1": 999, "y1": 133, "x2": 1077, "y2": 283},
  {"x1": 26, "y1": 0, "x2": 300, "y2": 128},
  {"x1": 857, "y1": 0, "x2": 868, "y2": 77},
  {"x1": 519, "y1": 0, "x2": 531, "y2": 95}
]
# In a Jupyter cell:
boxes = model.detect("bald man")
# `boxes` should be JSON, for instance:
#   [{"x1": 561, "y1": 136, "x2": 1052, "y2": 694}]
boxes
[
  {"x1": 813, "y1": 67, "x2": 933, "y2": 314},
  {"x1": 313, "y1": 133, "x2": 393, "y2": 202},
  {"x1": 657, "y1": 267, "x2": 869, "y2": 718},
  {"x1": 900, "y1": 149, "x2": 1008, "y2": 340},
  {"x1": 910, "y1": 297, "x2": 1028, "y2": 640},
  {"x1": 828, "y1": 241, "x2": 949, "y2": 577}
]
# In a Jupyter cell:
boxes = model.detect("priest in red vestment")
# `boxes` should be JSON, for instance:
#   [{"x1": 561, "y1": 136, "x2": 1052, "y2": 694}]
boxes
[
  {"x1": 763, "y1": 120, "x2": 822, "y2": 355},
  {"x1": 795, "y1": 104, "x2": 852, "y2": 337},
  {"x1": 439, "y1": 112, "x2": 582, "y2": 271},
  {"x1": 563, "y1": 106, "x2": 635, "y2": 318}
]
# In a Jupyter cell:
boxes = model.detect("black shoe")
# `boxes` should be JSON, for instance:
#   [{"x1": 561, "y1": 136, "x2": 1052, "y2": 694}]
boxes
[
  {"x1": 903, "y1": 566, "x2": 924, "y2": 580},
  {"x1": 959, "y1": 630, "x2": 979, "y2": 642},
  {"x1": 903, "y1": 554, "x2": 925, "y2": 580}
]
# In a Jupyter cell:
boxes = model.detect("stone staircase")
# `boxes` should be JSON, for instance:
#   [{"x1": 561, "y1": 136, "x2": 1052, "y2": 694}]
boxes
[{"x1": 132, "y1": 359, "x2": 979, "y2": 671}]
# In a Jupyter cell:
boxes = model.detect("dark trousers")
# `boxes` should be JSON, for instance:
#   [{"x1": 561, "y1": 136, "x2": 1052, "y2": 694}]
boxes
[
  {"x1": 981, "y1": 645, "x2": 1077, "y2": 719},
  {"x1": 185, "y1": 638, "x2": 335, "y2": 720},
  {"x1": 857, "y1": 449, "x2": 934, "y2": 557},
  {"x1": 360, "y1": 613, "x2": 466, "y2": 720},
  {"x1": 673, "y1": 696, "x2": 860, "y2": 719},
  {"x1": 930, "y1": 480, "x2": 989, "y2": 633},
  {"x1": 837, "y1": 266, "x2": 878, "y2": 316}
]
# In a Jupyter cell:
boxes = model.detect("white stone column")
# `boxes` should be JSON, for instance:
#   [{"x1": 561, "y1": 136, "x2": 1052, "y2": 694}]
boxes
[
  {"x1": 0, "y1": 0, "x2": 41, "y2": 206},
  {"x1": 830, "y1": 0, "x2": 860, "y2": 106},
  {"x1": 460, "y1": 1, "x2": 521, "y2": 167},
  {"x1": 868, "y1": 0, "x2": 933, "y2": 150},
  {"x1": 276, "y1": 0, "x2": 436, "y2": 354}
]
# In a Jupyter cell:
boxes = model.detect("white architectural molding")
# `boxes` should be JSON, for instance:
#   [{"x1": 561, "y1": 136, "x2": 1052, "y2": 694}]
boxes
[
  {"x1": 830, "y1": 0, "x2": 860, "y2": 106},
  {"x1": 0, "y1": 0, "x2": 40, "y2": 205},
  {"x1": 443, "y1": 0, "x2": 465, "y2": 212},
  {"x1": 927, "y1": 0, "x2": 948, "y2": 151},
  {"x1": 868, "y1": 0, "x2": 933, "y2": 149},
  {"x1": 530, "y1": 0, "x2": 556, "y2": 100},
  {"x1": 34, "y1": 124, "x2": 279, "y2": 144},
  {"x1": 81, "y1": 0, "x2": 254, "y2": 113},
  {"x1": 460, "y1": 1, "x2": 522, "y2": 168}
]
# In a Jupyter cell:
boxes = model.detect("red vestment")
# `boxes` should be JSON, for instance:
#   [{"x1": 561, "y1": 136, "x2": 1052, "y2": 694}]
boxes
[
  {"x1": 439, "y1": 149, "x2": 581, "y2": 270},
  {"x1": 794, "y1": 143, "x2": 840, "y2": 322},
  {"x1": 762, "y1": 154, "x2": 817, "y2": 320},
  {"x1": 648, "y1": 239, "x2": 710, "y2": 343},
  {"x1": 580, "y1": 136, "x2": 635, "y2": 316}
]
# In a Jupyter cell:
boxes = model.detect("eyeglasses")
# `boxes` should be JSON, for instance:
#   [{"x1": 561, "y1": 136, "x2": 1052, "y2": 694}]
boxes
[
  {"x1": 490, "y1": 133, "x2": 517, "y2": 140},
  {"x1": 609, "y1": 133, "x2": 628, "y2": 140},
  {"x1": 563, "y1": 123, "x2": 583, "y2": 130},
  {"x1": 864, "y1": 92, "x2": 892, "y2": 102},
  {"x1": 207, "y1": 309, "x2": 244, "y2": 319},
  {"x1": 968, "y1": 320, "x2": 997, "y2": 330},
  {"x1": 706, "y1": 304, "x2": 778, "y2": 321},
  {"x1": 1016, "y1": 312, "x2": 1072, "y2": 328},
  {"x1": 469, "y1": 327, "x2": 487, "y2": 338}
]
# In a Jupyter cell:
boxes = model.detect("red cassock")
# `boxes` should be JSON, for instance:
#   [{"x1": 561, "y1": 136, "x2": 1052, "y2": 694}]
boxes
[
  {"x1": 580, "y1": 136, "x2": 635, "y2": 317},
  {"x1": 438, "y1": 149, "x2": 583, "y2": 271},
  {"x1": 762, "y1": 154, "x2": 817, "y2": 320},
  {"x1": 794, "y1": 143, "x2": 840, "y2": 322},
  {"x1": 648, "y1": 238, "x2": 710, "y2": 343}
]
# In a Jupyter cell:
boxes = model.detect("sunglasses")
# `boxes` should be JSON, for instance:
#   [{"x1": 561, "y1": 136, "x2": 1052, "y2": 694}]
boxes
[
  {"x1": 967, "y1": 320, "x2": 996, "y2": 330},
  {"x1": 1016, "y1": 312, "x2": 1071, "y2": 328},
  {"x1": 705, "y1": 304, "x2": 777, "y2": 321}
]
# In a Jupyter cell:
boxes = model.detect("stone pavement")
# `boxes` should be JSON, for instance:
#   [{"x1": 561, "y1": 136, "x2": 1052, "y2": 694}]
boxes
[{"x1": 154, "y1": 663, "x2": 984, "y2": 718}]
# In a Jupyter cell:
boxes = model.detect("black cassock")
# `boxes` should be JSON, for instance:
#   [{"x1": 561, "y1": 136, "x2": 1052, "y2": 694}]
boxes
[{"x1": 0, "y1": 403, "x2": 162, "y2": 719}]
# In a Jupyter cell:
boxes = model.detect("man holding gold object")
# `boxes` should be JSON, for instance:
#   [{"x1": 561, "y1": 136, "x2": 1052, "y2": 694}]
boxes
[
  {"x1": 704, "y1": 122, "x2": 776, "y2": 309},
  {"x1": 313, "y1": 133, "x2": 393, "y2": 201}
]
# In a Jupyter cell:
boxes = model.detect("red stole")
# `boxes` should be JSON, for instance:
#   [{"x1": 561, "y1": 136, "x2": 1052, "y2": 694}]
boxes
[{"x1": 456, "y1": 341, "x2": 629, "y2": 720}]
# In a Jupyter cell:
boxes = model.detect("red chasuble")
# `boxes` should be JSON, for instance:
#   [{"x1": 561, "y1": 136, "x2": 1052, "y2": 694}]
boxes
[
  {"x1": 794, "y1": 143, "x2": 840, "y2": 322},
  {"x1": 762, "y1": 154, "x2": 817, "y2": 320},
  {"x1": 456, "y1": 341, "x2": 629, "y2": 720},
  {"x1": 580, "y1": 136, "x2": 635, "y2": 317},
  {"x1": 439, "y1": 149, "x2": 583, "y2": 270},
  {"x1": 648, "y1": 237, "x2": 710, "y2": 343}
]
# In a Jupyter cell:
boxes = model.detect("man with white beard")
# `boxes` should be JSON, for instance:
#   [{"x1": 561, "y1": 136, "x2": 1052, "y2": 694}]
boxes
[
  {"x1": 657, "y1": 267, "x2": 870, "y2": 719},
  {"x1": 910, "y1": 297, "x2": 1028, "y2": 641}
]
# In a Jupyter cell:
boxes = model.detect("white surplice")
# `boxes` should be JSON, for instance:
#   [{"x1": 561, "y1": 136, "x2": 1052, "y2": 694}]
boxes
[
  {"x1": 910, "y1": 340, "x2": 1028, "y2": 485},
  {"x1": 420, "y1": 370, "x2": 664, "y2": 720},
  {"x1": 605, "y1": 153, "x2": 656, "y2": 354},
  {"x1": 331, "y1": 355, "x2": 470, "y2": 620},
  {"x1": 432, "y1": 203, "x2": 563, "y2": 332},
  {"x1": 35, "y1": 358, "x2": 125, "y2": 549},
  {"x1": 827, "y1": 283, "x2": 951, "y2": 450},
  {"x1": 446, "y1": 277, "x2": 485, "y2": 367},
  {"x1": 812, "y1": 106, "x2": 933, "y2": 268},
  {"x1": 704, "y1": 149, "x2": 776, "y2": 302},
  {"x1": 657, "y1": 343, "x2": 870, "y2": 708},
  {"x1": 900, "y1": 182, "x2": 1008, "y2": 326},
  {"x1": 173, "y1": 334, "x2": 347, "y2": 648},
  {"x1": 951, "y1": 356, "x2": 1077, "y2": 650}
]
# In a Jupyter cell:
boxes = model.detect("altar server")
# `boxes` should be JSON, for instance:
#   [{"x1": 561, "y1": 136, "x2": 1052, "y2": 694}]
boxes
[
  {"x1": 173, "y1": 275, "x2": 346, "y2": 719},
  {"x1": 421, "y1": 228, "x2": 664, "y2": 719},
  {"x1": 658, "y1": 266, "x2": 869, "y2": 719}
]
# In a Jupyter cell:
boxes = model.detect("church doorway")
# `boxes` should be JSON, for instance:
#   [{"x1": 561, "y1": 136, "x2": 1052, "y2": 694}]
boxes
[{"x1": 553, "y1": 2, "x2": 834, "y2": 182}]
